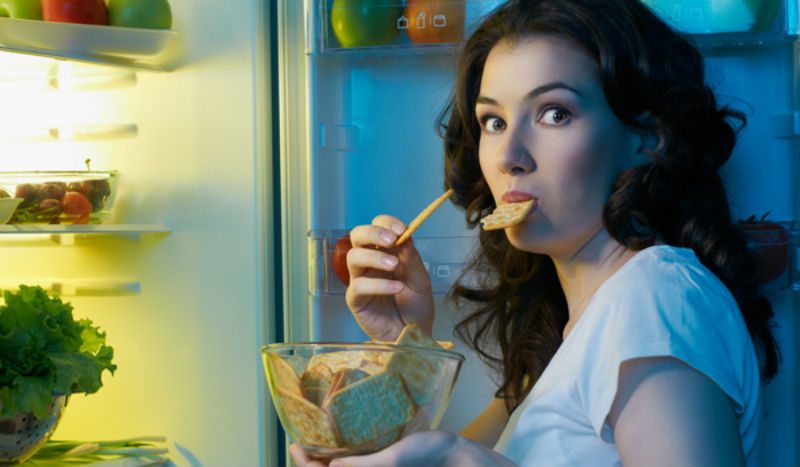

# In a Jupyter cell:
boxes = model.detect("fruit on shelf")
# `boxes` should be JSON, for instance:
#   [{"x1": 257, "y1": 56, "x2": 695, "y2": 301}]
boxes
[
  {"x1": 737, "y1": 213, "x2": 790, "y2": 284},
  {"x1": 0, "y1": 0, "x2": 43, "y2": 20},
  {"x1": 404, "y1": 0, "x2": 465, "y2": 44},
  {"x1": 42, "y1": 0, "x2": 108, "y2": 25},
  {"x1": 107, "y1": 0, "x2": 172, "y2": 29},
  {"x1": 333, "y1": 236, "x2": 353, "y2": 286},
  {"x1": 0, "y1": 171, "x2": 118, "y2": 225},
  {"x1": 330, "y1": 0, "x2": 403, "y2": 48}
]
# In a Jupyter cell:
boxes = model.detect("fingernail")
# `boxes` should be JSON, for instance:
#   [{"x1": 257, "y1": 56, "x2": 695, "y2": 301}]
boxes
[
  {"x1": 391, "y1": 222, "x2": 405, "y2": 235},
  {"x1": 387, "y1": 281, "x2": 403, "y2": 292},
  {"x1": 381, "y1": 255, "x2": 398, "y2": 268},
  {"x1": 380, "y1": 231, "x2": 396, "y2": 244}
]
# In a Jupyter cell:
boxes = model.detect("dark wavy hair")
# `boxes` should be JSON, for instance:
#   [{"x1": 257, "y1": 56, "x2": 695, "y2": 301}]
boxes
[{"x1": 439, "y1": 0, "x2": 780, "y2": 413}]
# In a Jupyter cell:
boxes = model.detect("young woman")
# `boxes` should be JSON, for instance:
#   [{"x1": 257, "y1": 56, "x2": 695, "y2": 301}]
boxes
[{"x1": 292, "y1": 0, "x2": 780, "y2": 465}]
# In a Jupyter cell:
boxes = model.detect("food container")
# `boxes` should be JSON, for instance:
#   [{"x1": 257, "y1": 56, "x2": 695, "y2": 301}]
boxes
[
  {"x1": 0, "y1": 395, "x2": 66, "y2": 464},
  {"x1": 0, "y1": 171, "x2": 119, "y2": 225},
  {"x1": 262, "y1": 342, "x2": 463, "y2": 459}
]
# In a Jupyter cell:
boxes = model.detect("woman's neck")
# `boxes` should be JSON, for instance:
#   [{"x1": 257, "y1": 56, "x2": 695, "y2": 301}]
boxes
[{"x1": 552, "y1": 228, "x2": 638, "y2": 338}]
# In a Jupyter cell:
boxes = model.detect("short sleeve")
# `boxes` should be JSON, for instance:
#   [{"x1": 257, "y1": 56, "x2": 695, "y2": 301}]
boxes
[{"x1": 577, "y1": 255, "x2": 759, "y2": 442}]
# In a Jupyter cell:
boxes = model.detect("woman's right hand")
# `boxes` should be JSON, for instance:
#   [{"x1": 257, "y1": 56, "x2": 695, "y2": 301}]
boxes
[{"x1": 346, "y1": 215, "x2": 435, "y2": 342}]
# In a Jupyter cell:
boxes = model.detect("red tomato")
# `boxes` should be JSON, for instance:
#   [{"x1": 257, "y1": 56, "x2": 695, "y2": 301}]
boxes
[
  {"x1": 739, "y1": 220, "x2": 789, "y2": 284},
  {"x1": 333, "y1": 236, "x2": 353, "y2": 286},
  {"x1": 42, "y1": 0, "x2": 108, "y2": 25},
  {"x1": 61, "y1": 191, "x2": 92, "y2": 224},
  {"x1": 404, "y1": 0, "x2": 466, "y2": 44}
]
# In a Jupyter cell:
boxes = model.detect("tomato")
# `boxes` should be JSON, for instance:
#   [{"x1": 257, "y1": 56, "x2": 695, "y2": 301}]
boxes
[
  {"x1": 404, "y1": 0, "x2": 465, "y2": 44},
  {"x1": 738, "y1": 217, "x2": 789, "y2": 284},
  {"x1": 330, "y1": 0, "x2": 402, "y2": 48},
  {"x1": 61, "y1": 191, "x2": 92, "y2": 224},
  {"x1": 333, "y1": 236, "x2": 353, "y2": 286}
]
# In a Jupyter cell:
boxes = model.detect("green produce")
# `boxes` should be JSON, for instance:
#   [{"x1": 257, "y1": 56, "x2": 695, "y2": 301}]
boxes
[
  {"x1": 0, "y1": 286, "x2": 116, "y2": 420},
  {"x1": 107, "y1": 0, "x2": 172, "y2": 29},
  {"x1": 0, "y1": 0, "x2": 43, "y2": 20},
  {"x1": 331, "y1": 0, "x2": 402, "y2": 48}
]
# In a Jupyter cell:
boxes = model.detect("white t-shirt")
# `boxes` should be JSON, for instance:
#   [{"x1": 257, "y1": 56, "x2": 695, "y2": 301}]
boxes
[{"x1": 493, "y1": 245, "x2": 761, "y2": 467}]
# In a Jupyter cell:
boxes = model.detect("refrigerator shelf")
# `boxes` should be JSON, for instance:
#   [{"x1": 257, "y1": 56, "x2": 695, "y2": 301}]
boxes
[
  {"x1": 0, "y1": 224, "x2": 171, "y2": 243},
  {"x1": 0, "y1": 18, "x2": 179, "y2": 72},
  {"x1": 0, "y1": 279, "x2": 140, "y2": 297},
  {"x1": 308, "y1": 229, "x2": 478, "y2": 296}
]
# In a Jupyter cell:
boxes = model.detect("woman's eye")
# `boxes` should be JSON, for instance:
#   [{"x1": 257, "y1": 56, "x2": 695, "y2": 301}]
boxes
[
  {"x1": 480, "y1": 116, "x2": 506, "y2": 133},
  {"x1": 540, "y1": 107, "x2": 571, "y2": 126}
]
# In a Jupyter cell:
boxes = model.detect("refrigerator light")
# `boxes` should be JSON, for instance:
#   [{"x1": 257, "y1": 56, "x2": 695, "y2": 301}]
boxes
[
  {"x1": 48, "y1": 62, "x2": 137, "y2": 91},
  {"x1": 49, "y1": 124, "x2": 138, "y2": 141}
]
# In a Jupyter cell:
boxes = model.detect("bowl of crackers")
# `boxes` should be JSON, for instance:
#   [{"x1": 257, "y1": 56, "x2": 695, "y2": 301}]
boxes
[{"x1": 261, "y1": 324, "x2": 464, "y2": 459}]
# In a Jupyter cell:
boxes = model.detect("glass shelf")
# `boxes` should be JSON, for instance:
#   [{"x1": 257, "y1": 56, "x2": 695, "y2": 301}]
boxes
[
  {"x1": 0, "y1": 224, "x2": 171, "y2": 244},
  {"x1": 0, "y1": 279, "x2": 140, "y2": 296},
  {"x1": 308, "y1": 229, "x2": 478, "y2": 296},
  {"x1": 0, "y1": 18, "x2": 179, "y2": 71}
]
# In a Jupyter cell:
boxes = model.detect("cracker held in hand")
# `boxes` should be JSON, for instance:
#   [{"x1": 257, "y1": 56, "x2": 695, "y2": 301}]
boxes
[
  {"x1": 480, "y1": 199, "x2": 535, "y2": 230},
  {"x1": 385, "y1": 324, "x2": 445, "y2": 406},
  {"x1": 325, "y1": 371, "x2": 416, "y2": 448},
  {"x1": 276, "y1": 387, "x2": 338, "y2": 448}
]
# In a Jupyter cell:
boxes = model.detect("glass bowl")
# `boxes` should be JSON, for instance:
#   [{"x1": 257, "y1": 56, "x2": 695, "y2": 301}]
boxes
[
  {"x1": 261, "y1": 342, "x2": 464, "y2": 460},
  {"x1": 0, "y1": 395, "x2": 66, "y2": 464},
  {"x1": 0, "y1": 171, "x2": 119, "y2": 225}
]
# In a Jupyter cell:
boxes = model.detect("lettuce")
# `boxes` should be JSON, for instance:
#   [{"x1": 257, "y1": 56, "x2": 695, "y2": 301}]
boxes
[{"x1": 0, "y1": 286, "x2": 116, "y2": 419}]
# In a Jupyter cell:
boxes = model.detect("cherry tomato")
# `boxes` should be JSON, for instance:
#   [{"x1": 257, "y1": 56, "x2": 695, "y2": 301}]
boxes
[
  {"x1": 61, "y1": 191, "x2": 92, "y2": 224},
  {"x1": 333, "y1": 236, "x2": 353, "y2": 286}
]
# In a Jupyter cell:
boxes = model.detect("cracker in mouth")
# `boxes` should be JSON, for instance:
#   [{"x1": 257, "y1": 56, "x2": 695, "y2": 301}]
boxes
[{"x1": 480, "y1": 199, "x2": 536, "y2": 230}]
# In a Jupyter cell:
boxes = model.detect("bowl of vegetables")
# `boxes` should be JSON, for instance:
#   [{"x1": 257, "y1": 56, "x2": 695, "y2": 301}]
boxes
[
  {"x1": 0, "y1": 171, "x2": 119, "y2": 225},
  {"x1": 0, "y1": 286, "x2": 116, "y2": 464},
  {"x1": 261, "y1": 325, "x2": 464, "y2": 460}
]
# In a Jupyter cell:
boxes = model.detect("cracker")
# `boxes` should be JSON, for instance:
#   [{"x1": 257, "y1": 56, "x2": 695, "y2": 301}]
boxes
[
  {"x1": 325, "y1": 371, "x2": 416, "y2": 449},
  {"x1": 480, "y1": 199, "x2": 535, "y2": 230},
  {"x1": 385, "y1": 324, "x2": 444, "y2": 406},
  {"x1": 309, "y1": 351, "x2": 386, "y2": 375},
  {"x1": 276, "y1": 387, "x2": 338, "y2": 448},
  {"x1": 300, "y1": 363, "x2": 334, "y2": 406},
  {"x1": 322, "y1": 368, "x2": 371, "y2": 406},
  {"x1": 265, "y1": 352, "x2": 302, "y2": 397}
]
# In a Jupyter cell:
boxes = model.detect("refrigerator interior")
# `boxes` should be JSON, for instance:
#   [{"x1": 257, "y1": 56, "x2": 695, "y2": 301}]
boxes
[
  {"x1": 280, "y1": 0, "x2": 799, "y2": 466},
  {"x1": 0, "y1": 0, "x2": 276, "y2": 465}
]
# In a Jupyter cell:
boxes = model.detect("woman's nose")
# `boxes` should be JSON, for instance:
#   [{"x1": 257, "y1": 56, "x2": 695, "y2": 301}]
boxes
[{"x1": 495, "y1": 126, "x2": 534, "y2": 175}]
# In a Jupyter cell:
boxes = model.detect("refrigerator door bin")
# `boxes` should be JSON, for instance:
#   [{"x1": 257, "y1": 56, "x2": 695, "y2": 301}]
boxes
[
  {"x1": 641, "y1": 0, "x2": 786, "y2": 35},
  {"x1": 738, "y1": 220, "x2": 797, "y2": 290},
  {"x1": 308, "y1": 229, "x2": 478, "y2": 296}
]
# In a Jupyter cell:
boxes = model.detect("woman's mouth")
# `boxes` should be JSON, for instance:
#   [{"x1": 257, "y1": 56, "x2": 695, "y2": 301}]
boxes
[{"x1": 501, "y1": 191, "x2": 535, "y2": 204}]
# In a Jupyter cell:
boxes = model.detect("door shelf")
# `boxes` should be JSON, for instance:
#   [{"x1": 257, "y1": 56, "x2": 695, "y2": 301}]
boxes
[
  {"x1": 0, "y1": 18, "x2": 179, "y2": 71},
  {"x1": 308, "y1": 229, "x2": 477, "y2": 296},
  {"x1": 314, "y1": 0, "x2": 791, "y2": 55},
  {"x1": 0, "y1": 224, "x2": 171, "y2": 244}
]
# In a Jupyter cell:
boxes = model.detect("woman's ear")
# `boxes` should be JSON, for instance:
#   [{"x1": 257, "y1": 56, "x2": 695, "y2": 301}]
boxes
[{"x1": 635, "y1": 112, "x2": 665, "y2": 157}]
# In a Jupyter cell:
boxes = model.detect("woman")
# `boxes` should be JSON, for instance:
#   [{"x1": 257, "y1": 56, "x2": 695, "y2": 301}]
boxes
[{"x1": 292, "y1": 0, "x2": 780, "y2": 465}]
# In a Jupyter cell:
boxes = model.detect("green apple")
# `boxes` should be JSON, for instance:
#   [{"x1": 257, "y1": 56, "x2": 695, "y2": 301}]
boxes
[
  {"x1": 331, "y1": 0, "x2": 402, "y2": 48},
  {"x1": 0, "y1": 0, "x2": 43, "y2": 20},
  {"x1": 107, "y1": 0, "x2": 172, "y2": 29}
]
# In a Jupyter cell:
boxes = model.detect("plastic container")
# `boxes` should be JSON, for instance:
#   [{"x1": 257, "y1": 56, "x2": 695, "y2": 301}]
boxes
[
  {"x1": 262, "y1": 342, "x2": 463, "y2": 459},
  {"x1": 0, "y1": 171, "x2": 119, "y2": 225}
]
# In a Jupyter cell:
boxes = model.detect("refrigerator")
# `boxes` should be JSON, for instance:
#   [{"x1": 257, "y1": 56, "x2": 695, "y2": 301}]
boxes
[{"x1": 0, "y1": 1, "x2": 794, "y2": 467}]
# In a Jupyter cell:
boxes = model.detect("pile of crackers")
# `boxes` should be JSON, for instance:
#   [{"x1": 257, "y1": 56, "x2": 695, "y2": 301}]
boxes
[{"x1": 266, "y1": 324, "x2": 454, "y2": 453}]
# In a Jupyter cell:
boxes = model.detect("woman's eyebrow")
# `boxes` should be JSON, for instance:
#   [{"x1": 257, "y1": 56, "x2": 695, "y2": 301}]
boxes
[{"x1": 476, "y1": 81, "x2": 583, "y2": 105}]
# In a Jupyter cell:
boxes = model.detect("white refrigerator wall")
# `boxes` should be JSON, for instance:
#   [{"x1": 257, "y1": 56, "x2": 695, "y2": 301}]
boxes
[
  {"x1": 0, "y1": 0, "x2": 276, "y2": 465},
  {"x1": 280, "y1": 1, "x2": 799, "y2": 466}
]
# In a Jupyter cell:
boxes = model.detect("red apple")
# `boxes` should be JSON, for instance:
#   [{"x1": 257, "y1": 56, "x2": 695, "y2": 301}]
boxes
[
  {"x1": 333, "y1": 236, "x2": 353, "y2": 286},
  {"x1": 42, "y1": 0, "x2": 108, "y2": 25}
]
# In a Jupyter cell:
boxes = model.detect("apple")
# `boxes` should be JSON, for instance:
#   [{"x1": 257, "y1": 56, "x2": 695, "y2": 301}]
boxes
[
  {"x1": 42, "y1": 0, "x2": 108, "y2": 25},
  {"x1": 0, "y1": 0, "x2": 43, "y2": 20},
  {"x1": 107, "y1": 0, "x2": 172, "y2": 30},
  {"x1": 331, "y1": 0, "x2": 402, "y2": 48}
]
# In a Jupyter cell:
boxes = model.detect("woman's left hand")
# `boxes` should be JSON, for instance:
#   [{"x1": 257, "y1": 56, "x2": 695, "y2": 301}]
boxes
[{"x1": 290, "y1": 431, "x2": 517, "y2": 467}]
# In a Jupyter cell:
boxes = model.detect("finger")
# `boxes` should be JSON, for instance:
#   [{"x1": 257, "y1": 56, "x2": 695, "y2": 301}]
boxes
[
  {"x1": 289, "y1": 444, "x2": 330, "y2": 467},
  {"x1": 349, "y1": 224, "x2": 399, "y2": 250},
  {"x1": 347, "y1": 247, "x2": 399, "y2": 280},
  {"x1": 371, "y1": 214, "x2": 407, "y2": 236},
  {"x1": 346, "y1": 276, "x2": 404, "y2": 310}
]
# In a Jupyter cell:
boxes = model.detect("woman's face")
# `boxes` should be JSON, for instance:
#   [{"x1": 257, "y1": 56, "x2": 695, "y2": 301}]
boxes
[{"x1": 476, "y1": 36, "x2": 641, "y2": 259}]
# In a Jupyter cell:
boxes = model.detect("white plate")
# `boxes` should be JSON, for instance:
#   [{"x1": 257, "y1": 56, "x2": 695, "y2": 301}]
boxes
[{"x1": 0, "y1": 17, "x2": 176, "y2": 59}]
